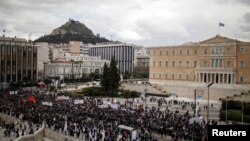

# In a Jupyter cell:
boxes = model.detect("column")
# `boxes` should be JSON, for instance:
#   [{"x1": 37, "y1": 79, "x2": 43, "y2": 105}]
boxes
[
  {"x1": 218, "y1": 73, "x2": 221, "y2": 84},
  {"x1": 202, "y1": 73, "x2": 205, "y2": 82},
  {"x1": 123, "y1": 47, "x2": 126, "y2": 73},
  {"x1": 231, "y1": 74, "x2": 233, "y2": 84},
  {"x1": 206, "y1": 73, "x2": 208, "y2": 82},
  {"x1": 210, "y1": 73, "x2": 213, "y2": 83},
  {"x1": 214, "y1": 73, "x2": 216, "y2": 83},
  {"x1": 234, "y1": 74, "x2": 237, "y2": 84},
  {"x1": 222, "y1": 73, "x2": 224, "y2": 84},
  {"x1": 227, "y1": 74, "x2": 229, "y2": 84}
]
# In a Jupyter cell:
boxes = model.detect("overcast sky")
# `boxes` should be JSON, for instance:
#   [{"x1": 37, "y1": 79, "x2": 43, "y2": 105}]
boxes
[{"x1": 1, "y1": 0, "x2": 250, "y2": 47}]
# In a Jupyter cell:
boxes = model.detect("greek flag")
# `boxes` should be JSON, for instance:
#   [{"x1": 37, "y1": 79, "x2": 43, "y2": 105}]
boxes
[{"x1": 219, "y1": 22, "x2": 225, "y2": 27}]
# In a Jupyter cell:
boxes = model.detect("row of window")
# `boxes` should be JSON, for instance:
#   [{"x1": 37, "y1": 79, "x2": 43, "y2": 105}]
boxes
[
  {"x1": 152, "y1": 73, "x2": 195, "y2": 80},
  {"x1": 151, "y1": 47, "x2": 245, "y2": 56},
  {"x1": 151, "y1": 73, "x2": 245, "y2": 82},
  {"x1": 152, "y1": 49, "x2": 197, "y2": 56},
  {"x1": 153, "y1": 61, "x2": 197, "y2": 68},
  {"x1": 152, "y1": 61, "x2": 246, "y2": 68},
  {"x1": 46, "y1": 67, "x2": 101, "y2": 73}
]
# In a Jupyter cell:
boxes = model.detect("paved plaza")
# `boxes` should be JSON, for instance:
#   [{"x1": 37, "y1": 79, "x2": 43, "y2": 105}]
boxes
[{"x1": 0, "y1": 82, "x2": 237, "y2": 141}]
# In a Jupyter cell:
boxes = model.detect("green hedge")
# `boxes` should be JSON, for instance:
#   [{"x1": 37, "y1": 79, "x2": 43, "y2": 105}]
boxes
[
  {"x1": 82, "y1": 87, "x2": 103, "y2": 96},
  {"x1": 147, "y1": 93, "x2": 170, "y2": 97},
  {"x1": 221, "y1": 100, "x2": 250, "y2": 115},
  {"x1": 119, "y1": 89, "x2": 140, "y2": 98},
  {"x1": 80, "y1": 87, "x2": 140, "y2": 98},
  {"x1": 220, "y1": 110, "x2": 250, "y2": 123}
]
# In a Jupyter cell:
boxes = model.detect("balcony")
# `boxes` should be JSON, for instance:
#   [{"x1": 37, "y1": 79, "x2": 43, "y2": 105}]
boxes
[{"x1": 195, "y1": 67, "x2": 236, "y2": 73}]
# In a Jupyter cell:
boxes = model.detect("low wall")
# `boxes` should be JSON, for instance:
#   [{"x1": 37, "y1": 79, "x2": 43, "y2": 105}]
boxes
[
  {"x1": 14, "y1": 126, "x2": 44, "y2": 141},
  {"x1": 11, "y1": 126, "x2": 84, "y2": 141},
  {"x1": 0, "y1": 113, "x2": 17, "y2": 124},
  {"x1": 149, "y1": 80, "x2": 250, "y2": 100}
]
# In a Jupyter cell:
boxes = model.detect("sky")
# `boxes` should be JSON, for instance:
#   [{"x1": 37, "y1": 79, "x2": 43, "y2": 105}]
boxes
[{"x1": 1, "y1": 0, "x2": 250, "y2": 47}]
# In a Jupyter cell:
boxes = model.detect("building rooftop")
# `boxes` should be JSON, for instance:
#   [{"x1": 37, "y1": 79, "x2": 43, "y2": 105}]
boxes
[{"x1": 0, "y1": 36, "x2": 28, "y2": 42}]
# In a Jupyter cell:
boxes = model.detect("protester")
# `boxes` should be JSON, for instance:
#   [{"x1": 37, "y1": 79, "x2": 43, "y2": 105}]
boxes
[{"x1": 0, "y1": 87, "x2": 209, "y2": 141}]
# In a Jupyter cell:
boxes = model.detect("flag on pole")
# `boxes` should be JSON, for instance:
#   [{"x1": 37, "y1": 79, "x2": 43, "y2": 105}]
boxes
[{"x1": 219, "y1": 22, "x2": 225, "y2": 27}]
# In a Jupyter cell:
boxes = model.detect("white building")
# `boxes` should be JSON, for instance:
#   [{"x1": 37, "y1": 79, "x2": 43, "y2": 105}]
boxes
[
  {"x1": 134, "y1": 46, "x2": 149, "y2": 67},
  {"x1": 89, "y1": 42, "x2": 136, "y2": 74},
  {"x1": 80, "y1": 44, "x2": 90, "y2": 55},
  {"x1": 36, "y1": 42, "x2": 52, "y2": 79},
  {"x1": 44, "y1": 51, "x2": 109, "y2": 79}
]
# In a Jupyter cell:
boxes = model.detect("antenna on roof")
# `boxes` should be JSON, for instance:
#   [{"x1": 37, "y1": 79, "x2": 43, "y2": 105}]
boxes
[
  {"x1": 3, "y1": 29, "x2": 6, "y2": 37},
  {"x1": 28, "y1": 33, "x2": 32, "y2": 42},
  {"x1": 108, "y1": 34, "x2": 116, "y2": 41}
]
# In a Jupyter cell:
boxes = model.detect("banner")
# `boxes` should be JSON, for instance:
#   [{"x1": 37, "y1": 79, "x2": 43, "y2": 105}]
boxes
[
  {"x1": 56, "y1": 95, "x2": 70, "y2": 100},
  {"x1": 9, "y1": 91, "x2": 18, "y2": 95},
  {"x1": 74, "y1": 100, "x2": 84, "y2": 104},
  {"x1": 98, "y1": 101, "x2": 119, "y2": 109},
  {"x1": 42, "y1": 101, "x2": 53, "y2": 106}
]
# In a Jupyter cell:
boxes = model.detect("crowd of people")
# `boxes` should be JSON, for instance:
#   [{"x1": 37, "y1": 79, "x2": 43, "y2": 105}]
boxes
[{"x1": 0, "y1": 87, "x2": 211, "y2": 141}]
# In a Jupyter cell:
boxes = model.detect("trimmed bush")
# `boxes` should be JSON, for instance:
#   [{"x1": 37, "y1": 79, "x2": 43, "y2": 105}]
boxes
[
  {"x1": 220, "y1": 110, "x2": 250, "y2": 123},
  {"x1": 120, "y1": 90, "x2": 140, "y2": 98},
  {"x1": 82, "y1": 87, "x2": 103, "y2": 96}
]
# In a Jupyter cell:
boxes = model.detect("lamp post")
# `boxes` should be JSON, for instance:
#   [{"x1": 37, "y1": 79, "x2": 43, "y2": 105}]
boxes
[
  {"x1": 144, "y1": 82, "x2": 148, "y2": 108},
  {"x1": 225, "y1": 96, "x2": 233, "y2": 122},
  {"x1": 207, "y1": 82, "x2": 214, "y2": 123},
  {"x1": 221, "y1": 96, "x2": 234, "y2": 123}
]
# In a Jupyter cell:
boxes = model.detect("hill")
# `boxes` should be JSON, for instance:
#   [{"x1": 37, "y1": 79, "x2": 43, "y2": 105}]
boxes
[{"x1": 35, "y1": 19, "x2": 109, "y2": 44}]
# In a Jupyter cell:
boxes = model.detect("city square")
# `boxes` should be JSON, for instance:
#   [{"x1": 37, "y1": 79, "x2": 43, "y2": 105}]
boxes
[{"x1": 1, "y1": 0, "x2": 250, "y2": 141}]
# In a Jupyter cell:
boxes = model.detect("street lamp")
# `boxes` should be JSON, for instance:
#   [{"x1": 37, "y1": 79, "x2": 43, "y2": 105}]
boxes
[
  {"x1": 207, "y1": 82, "x2": 214, "y2": 123},
  {"x1": 144, "y1": 82, "x2": 148, "y2": 108}
]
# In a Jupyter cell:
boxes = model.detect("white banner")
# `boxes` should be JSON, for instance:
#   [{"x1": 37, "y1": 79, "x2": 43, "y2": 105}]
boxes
[
  {"x1": 42, "y1": 101, "x2": 53, "y2": 106},
  {"x1": 98, "y1": 101, "x2": 119, "y2": 109},
  {"x1": 189, "y1": 116, "x2": 203, "y2": 125},
  {"x1": 74, "y1": 100, "x2": 84, "y2": 104},
  {"x1": 9, "y1": 91, "x2": 18, "y2": 95},
  {"x1": 56, "y1": 95, "x2": 70, "y2": 100}
]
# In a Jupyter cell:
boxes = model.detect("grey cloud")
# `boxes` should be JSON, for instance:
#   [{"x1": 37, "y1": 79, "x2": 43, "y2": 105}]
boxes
[
  {"x1": 0, "y1": 0, "x2": 250, "y2": 46},
  {"x1": 243, "y1": 12, "x2": 250, "y2": 22},
  {"x1": 239, "y1": 12, "x2": 250, "y2": 32},
  {"x1": 240, "y1": 25, "x2": 250, "y2": 32},
  {"x1": 237, "y1": 0, "x2": 250, "y2": 5}
]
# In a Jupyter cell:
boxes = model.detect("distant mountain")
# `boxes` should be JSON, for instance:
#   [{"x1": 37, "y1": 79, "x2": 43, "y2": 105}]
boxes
[{"x1": 35, "y1": 19, "x2": 109, "y2": 44}]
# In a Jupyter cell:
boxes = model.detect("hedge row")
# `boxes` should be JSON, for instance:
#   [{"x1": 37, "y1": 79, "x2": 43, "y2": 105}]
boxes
[
  {"x1": 221, "y1": 100, "x2": 250, "y2": 115},
  {"x1": 220, "y1": 110, "x2": 250, "y2": 123}
]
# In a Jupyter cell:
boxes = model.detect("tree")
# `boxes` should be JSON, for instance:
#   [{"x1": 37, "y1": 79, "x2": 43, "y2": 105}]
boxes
[
  {"x1": 123, "y1": 71, "x2": 130, "y2": 79},
  {"x1": 101, "y1": 63, "x2": 109, "y2": 95},
  {"x1": 82, "y1": 73, "x2": 88, "y2": 80},
  {"x1": 109, "y1": 57, "x2": 120, "y2": 96}
]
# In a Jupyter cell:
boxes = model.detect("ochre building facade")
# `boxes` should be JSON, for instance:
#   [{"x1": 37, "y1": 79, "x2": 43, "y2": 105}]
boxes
[{"x1": 149, "y1": 35, "x2": 250, "y2": 84}]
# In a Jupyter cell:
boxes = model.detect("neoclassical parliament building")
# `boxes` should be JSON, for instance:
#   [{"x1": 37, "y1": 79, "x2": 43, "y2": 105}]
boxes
[{"x1": 149, "y1": 35, "x2": 250, "y2": 85}]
